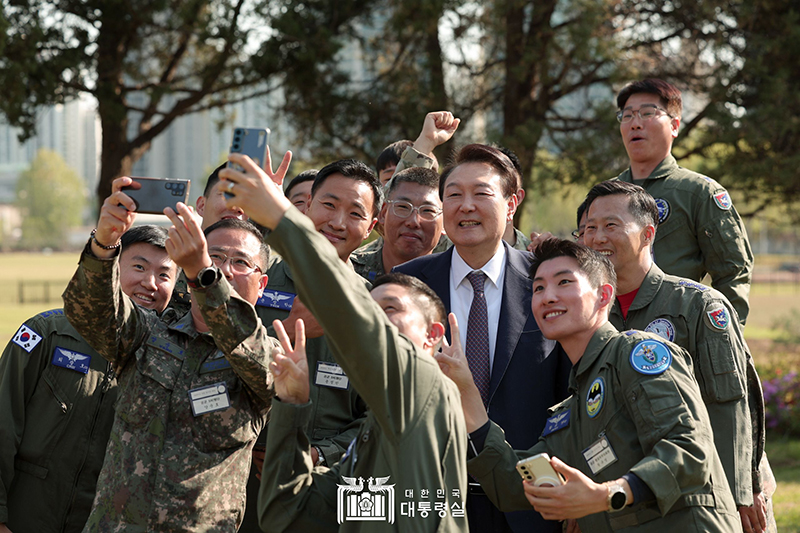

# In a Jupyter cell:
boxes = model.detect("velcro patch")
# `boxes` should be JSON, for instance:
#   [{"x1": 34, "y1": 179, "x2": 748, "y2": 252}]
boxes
[
  {"x1": 146, "y1": 335, "x2": 185, "y2": 360},
  {"x1": 630, "y1": 339, "x2": 672, "y2": 375},
  {"x1": 677, "y1": 279, "x2": 708, "y2": 292},
  {"x1": 713, "y1": 190, "x2": 732, "y2": 210},
  {"x1": 542, "y1": 409, "x2": 570, "y2": 436},
  {"x1": 12, "y1": 324, "x2": 43, "y2": 353},
  {"x1": 644, "y1": 318, "x2": 675, "y2": 342},
  {"x1": 706, "y1": 306, "x2": 730, "y2": 330},
  {"x1": 52, "y1": 347, "x2": 91, "y2": 374},
  {"x1": 654, "y1": 198, "x2": 670, "y2": 224},
  {"x1": 257, "y1": 289, "x2": 295, "y2": 311}
]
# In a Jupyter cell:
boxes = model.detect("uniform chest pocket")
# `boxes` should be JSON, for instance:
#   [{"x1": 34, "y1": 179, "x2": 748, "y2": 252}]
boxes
[
  {"x1": 116, "y1": 347, "x2": 183, "y2": 428},
  {"x1": 696, "y1": 335, "x2": 745, "y2": 404},
  {"x1": 191, "y1": 373, "x2": 260, "y2": 452},
  {"x1": 628, "y1": 377, "x2": 693, "y2": 449}
]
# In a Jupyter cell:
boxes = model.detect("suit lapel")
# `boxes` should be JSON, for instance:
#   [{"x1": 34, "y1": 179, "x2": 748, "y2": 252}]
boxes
[
  {"x1": 420, "y1": 248, "x2": 454, "y2": 340},
  {"x1": 489, "y1": 245, "x2": 534, "y2": 400}
]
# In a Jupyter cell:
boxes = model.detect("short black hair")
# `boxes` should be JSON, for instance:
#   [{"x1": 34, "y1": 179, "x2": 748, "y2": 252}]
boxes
[
  {"x1": 203, "y1": 218, "x2": 270, "y2": 270},
  {"x1": 576, "y1": 197, "x2": 589, "y2": 228},
  {"x1": 285, "y1": 169, "x2": 318, "y2": 198},
  {"x1": 530, "y1": 238, "x2": 617, "y2": 297},
  {"x1": 203, "y1": 163, "x2": 228, "y2": 197},
  {"x1": 372, "y1": 272, "x2": 446, "y2": 326},
  {"x1": 493, "y1": 145, "x2": 523, "y2": 189},
  {"x1": 386, "y1": 167, "x2": 440, "y2": 199},
  {"x1": 439, "y1": 144, "x2": 519, "y2": 200},
  {"x1": 376, "y1": 140, "x2": 413, "y2": 174},
  {"x1": 311, "y1": 159, "x2": 383, "y2": 218},
  {"x1": 584, "y1": 180, "x2": 658, "y2": 229},
  {"x1": 616, "y1": 78, "x2": 682, "y2": 119},
  {"x1": 121, "y1": 225, "x2": 169, "y2": 250}
]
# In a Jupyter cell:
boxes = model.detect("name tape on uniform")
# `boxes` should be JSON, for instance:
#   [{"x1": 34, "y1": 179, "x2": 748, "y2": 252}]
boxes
[
  {"x1": 315, "y1": 361, "x2": 349, "y2": 390},
  {"x1": 189, "y1": 382, "x2": 231, "y2": 416},
  {"x1": 52, "y1": 346, "x2": 91, "y2": 374}
]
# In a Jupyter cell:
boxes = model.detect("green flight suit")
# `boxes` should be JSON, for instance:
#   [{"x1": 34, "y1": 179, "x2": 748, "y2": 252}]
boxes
[
  {"x1": 468, "y1": 324, "x2": 741, "y2": 532},
  {"x1": 239, "y1": 257, "x2": 369, "y2": 533},
  {"x1": 0, "y1": 310, "x2": 117, "y2": 533},
  {"x1": 616, "y1": 155, "x2": 753, "y2": 323},
  {"x1": 63, "y1": 242, "x2": 276, "y2": 533},
  {"x1": 609, "y1": 264, "x2": 761, "y2": 507},
  {"x1": 258, "y1": 207, "x2": 469, "y2": 532}
]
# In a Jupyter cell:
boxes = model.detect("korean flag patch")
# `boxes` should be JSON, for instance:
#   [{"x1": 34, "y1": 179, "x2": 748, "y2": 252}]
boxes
[{"x1": 12, "y1": 324, "x2": 43, "y2": 353}]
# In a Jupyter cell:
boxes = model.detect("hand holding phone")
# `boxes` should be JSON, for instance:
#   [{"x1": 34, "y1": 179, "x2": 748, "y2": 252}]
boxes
[
  {"x1": 226, "y1": 127, "x2": 270, "y2": 198},
  {"x1": 516, "y1": 453, "x2": 564, "y2": 487}
]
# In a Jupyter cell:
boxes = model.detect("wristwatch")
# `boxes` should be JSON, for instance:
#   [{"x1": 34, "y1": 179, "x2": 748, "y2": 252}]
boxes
[
  {"x1": 312, "y1": 446, "x2": 326, "y2": 467},
  {"x1": 607, "y1": 481, "x2": 628, "y2": 512},
  {"x1": 187, "y1": 266, "x2": 220, "y2": 290}
]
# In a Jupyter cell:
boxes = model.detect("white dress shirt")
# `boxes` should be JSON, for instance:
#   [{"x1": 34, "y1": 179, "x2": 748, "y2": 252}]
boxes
[{"x1": 449, "y1": 245, "x2": 507, "y2": 371}]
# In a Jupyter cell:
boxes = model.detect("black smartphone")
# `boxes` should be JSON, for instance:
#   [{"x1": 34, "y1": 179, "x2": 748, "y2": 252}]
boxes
[
  {"x1": 121, "y1": 177, "x2": 191, "y2": 214},
  {"x1": 226, "y1": 127, "x2": 270, "y2": 198}
]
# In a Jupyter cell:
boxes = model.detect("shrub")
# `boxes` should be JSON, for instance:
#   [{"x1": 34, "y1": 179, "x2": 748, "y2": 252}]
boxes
[{"x1": 763, "y1": 370, "x2": 800, "y2": 436}]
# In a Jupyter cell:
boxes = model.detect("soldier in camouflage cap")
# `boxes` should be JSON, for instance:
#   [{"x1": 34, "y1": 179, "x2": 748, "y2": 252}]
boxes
[{"x1": 63, "y1": 177, "x2": 278, "y2": 532}]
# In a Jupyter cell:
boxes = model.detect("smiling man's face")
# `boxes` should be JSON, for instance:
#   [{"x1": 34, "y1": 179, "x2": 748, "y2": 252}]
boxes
[
  {"x1": 381, "y1": 181, "x2": 443, "y2": 263},
  {"x1": 619, "y1": 92, "x2": 679, "y2": 169},
  {"x1": 119, "y1": 243, "x2": 178, "y2": 313}
]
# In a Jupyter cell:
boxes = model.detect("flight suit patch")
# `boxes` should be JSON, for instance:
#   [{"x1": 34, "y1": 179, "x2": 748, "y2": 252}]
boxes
[
  {"x1": 706, "y1": 307, "x2": 730, "y2": 330},
  {"x1": 257, "y1": 289, "x2": 295, "y2": 310},
  {"x1": 677, "y1": 279, "x2": 708, "y2": 292},
  {"x1": 654, "y1": 198, "x2": 670, "y2": 224},
  {"x1": 12, "y1": 324, "x2": 43, "y2": 353},
  {"x1": 52, "y1": 346, "x2": 91, "y2": 374},
  {"x1": 644, "y1": 318, "x2": 675, "y2": 342},
  {"x1": 586, "y1": 378, "x2": 604, "y2": 418},
  {"x1": 713, "y1": 190, "x2": 732, "y2": 210},
  {"x1": 630, "y1": 340, "x2": 672, "y2": 375},
  {"x1": 542, "y1": 410, "x2": 570, "y2": 436}
]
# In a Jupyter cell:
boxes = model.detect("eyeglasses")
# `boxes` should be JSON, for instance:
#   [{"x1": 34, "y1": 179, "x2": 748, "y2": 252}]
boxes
[
  {"x1": 386, "y1": 200, "x2": 442, "y2": 221},
  {"x1": 616, "y1": 104, "x2": 671, "y2": 124},
  {"x1": 571, "y1": 229, "x2": 584, "y2": 240},
  {"x1": 209, "y1": 252, "x2": 263, "y2": 275}
]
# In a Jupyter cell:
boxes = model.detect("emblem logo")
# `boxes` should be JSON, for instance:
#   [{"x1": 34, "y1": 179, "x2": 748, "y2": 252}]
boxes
[
  {"x1": 337, "y1": 476, "x2": 395, "y2": 524},
  {"x1": 542, "y1": 409, "x2": 571, "y2": 436},
  {"x1": 644, "y1": 318, "x2": 675, "y2": 342},
  {"x1": 52, "y1": 347, "x2": 91, "y2": 374},
  {"x1": 12, "y1": 324, "x2": 42, "y2": 353},
  {"x1": 586, "y1": 378, "x2": 605, "y2": 418},
  {"x1": 707, "y1": 307, "x2": 730, "y2": 330},
  {"x1": 257, "y1": 290, "x2": 295, "y2": 311},
  {"x1": 713, "y1": 190, "x2": 732, "y2": 210},
  {"x1": 654, "y1": 198, "x2": 670, "y2": 224},
  {"x1": 630, "y1": 339, "x2": 672, "y2": 375}
]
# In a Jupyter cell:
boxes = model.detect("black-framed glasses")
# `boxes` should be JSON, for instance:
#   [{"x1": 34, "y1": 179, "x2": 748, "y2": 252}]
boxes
[
  {"x1": 616, "y1": 104, "x2": 671, "y2": 124},
  {"x1": 386, "y1": 200, "x2": 442, "y2": 221},
  {"x1": 209, "y1": 252, "x2": 262, "y2": 275},
  {"x1": 571, "y1": 229, "x2": 583, "y2": 240}
]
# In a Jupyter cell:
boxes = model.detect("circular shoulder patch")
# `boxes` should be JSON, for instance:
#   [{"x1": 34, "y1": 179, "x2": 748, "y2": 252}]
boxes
[
  {"x1": 630, "y1": 339, "x2": 672, "y2": 375},
  {"x1": 705, "y1": 305, "x2": 730, "y2": 330},
  {"x1": 586, "y1": 377, "x2": 605, "y2": 418},
  {"x1": 712, "y1": 190, "x2": 732, "y2": 210},
  {"x1": 644, "y1": 318, "x2": 675, "y2": 342},
  {"x1": 654, "y1": 198, "x2": 670, "y2": 224}
]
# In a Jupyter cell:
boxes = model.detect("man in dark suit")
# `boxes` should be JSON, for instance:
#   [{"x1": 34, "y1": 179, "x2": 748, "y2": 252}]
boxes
[{"x1": 395, "y1": 144, "x2": 570, "y2": 533}]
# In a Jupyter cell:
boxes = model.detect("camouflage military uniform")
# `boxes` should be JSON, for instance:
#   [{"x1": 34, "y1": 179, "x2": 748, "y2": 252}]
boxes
[
  {"x1": 351, "y1": 238, "x2": 386, "y2": 281},
  {"x1": 609, "y1": 264, "x2": 761, "y2": 507},
  {"x1": 0, "y1": 310, "x2": 117, "y2": 533},
  {"x1": 238, "y1": 257, "x2": 369, "y2": 533},
  {"x1": 259, "y1": 207, "x2": 469, "y2": 532},
  {"x1": 616, "y1": 155, "x2": 753, "y2": 323},
  {"x1": 63, "y1": 241, "x2": 276, "y2": 533},
  {"x1": 469, "y1": 324, "x2": 741, "y2": 532}
]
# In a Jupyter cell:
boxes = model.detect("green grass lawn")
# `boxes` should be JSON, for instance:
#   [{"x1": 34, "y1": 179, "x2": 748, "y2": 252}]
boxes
[{"x1": 767, "y1": 434, "x2": 800, "y2": 531}]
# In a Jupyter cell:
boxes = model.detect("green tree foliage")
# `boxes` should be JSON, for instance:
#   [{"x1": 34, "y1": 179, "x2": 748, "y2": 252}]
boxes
[
  {"x1": 15, "y1": 149, "x2": 86, "y2": 249},
  {"x1": 0, "y1": 0, "x2": 376, "y2": 208}
]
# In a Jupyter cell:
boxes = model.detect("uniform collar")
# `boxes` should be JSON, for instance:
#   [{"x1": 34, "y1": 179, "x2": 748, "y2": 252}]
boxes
[
  {"x1": 627, "y1": 264, "x2": 665, "y2": 313},
  {"x1": 572, "y1": 322, "x2": 619, "y2": 381},
  {"x1": 166, "y1": 309, "x2": 205, "y2": 339},
  {"x1": 619, "y1": 154, "x2": 679, "y2": 183}
]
